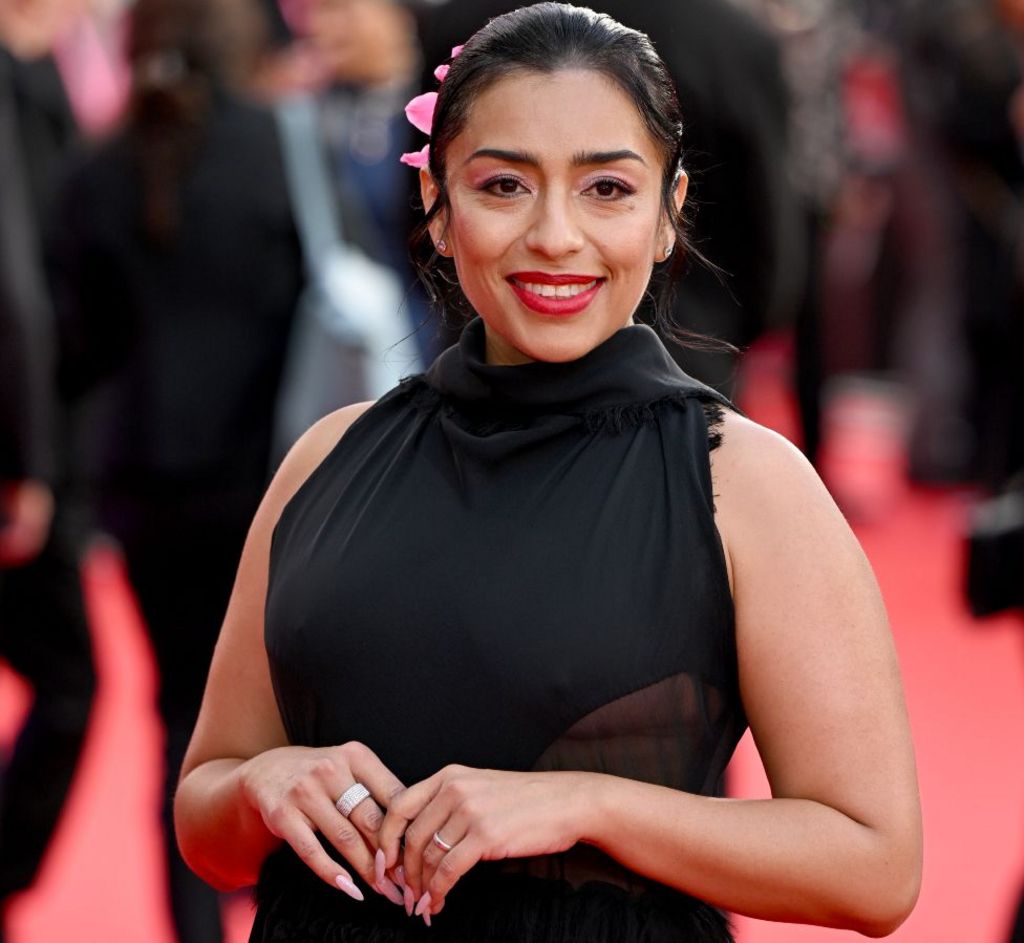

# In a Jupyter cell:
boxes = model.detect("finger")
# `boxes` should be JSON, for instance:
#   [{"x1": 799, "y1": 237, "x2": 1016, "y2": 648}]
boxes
[
  {"x1": 320, "y1": 747, "x2": 396, "y2": 852},
  {"x1": 344, "y1": 743, "x2": 407, "y2": 834},
  {"x1": 335, "y1": 796, "x2": 403, "y2": 906},
  {"x1": 419, "y1": 816, "x2": 469, "y2": 900},
  {"x1": 307, "y1": 792, "x2": 380, "y2": 887},
  {"x1": 401, "y1": 794, "x2": 459, "y2": 899},
  {"x1": 378, "y1": 773, "x2": 443, "y2": 872},
  {"x1": 272, "y1": 809, "x2": 366, "y2": 901},
  {"x1": 332, "y1": 745, "x2": 407, "y2": 865},
  {"x1": 341, "y1": 792, "x2": 386, "y2": 848},
  {"x1": 425, "y1": 832, "x2": 479, "y2": 905}
]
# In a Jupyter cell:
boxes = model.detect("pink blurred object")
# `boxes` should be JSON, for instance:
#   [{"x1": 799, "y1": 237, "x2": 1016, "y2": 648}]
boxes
[
  {"x1": 54, "y1": 11, "x2": 130, "y2": 136},
  {"x1": 434, "y1": 63, "x2": 450, "y2": 82},
  {"x1": 818, "y1": 375, "x2": 910, "y2": 523},
  {"x1": 842, "y1": 50, "x2": 907, "y2": 171},
  {"x1": 278, "y1": 0, "x2": 312, "y2": 35}
]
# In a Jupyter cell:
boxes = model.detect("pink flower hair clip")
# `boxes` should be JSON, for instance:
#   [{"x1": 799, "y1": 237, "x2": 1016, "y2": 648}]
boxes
[{"x1": 400, "y1": 44, "x2": 465, "y2": 169}]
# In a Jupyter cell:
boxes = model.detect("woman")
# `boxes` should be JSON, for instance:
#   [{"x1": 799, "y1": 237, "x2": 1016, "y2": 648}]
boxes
[
  {"x1": 51, "y1": 0, "x2": 301, "y2": 939},
  {"x1": 175, "y1": 4, "x2": 922, "y2": 940}
]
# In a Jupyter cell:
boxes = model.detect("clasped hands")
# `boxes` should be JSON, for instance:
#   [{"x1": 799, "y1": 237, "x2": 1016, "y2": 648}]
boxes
[{"x1": 240, "y1": 741, "x2": 585, "y2": 925}]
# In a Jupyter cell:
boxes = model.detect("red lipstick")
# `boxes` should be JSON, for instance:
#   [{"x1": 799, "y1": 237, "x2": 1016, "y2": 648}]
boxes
[{"x1": 507, "y1": 272, "x2": 605, "y2": 317}]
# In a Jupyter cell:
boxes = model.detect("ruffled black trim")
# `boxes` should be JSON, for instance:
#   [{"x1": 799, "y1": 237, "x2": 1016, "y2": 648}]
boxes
[
  {"x1": 702, "y1": 401, "x2": 726, "y2": 454},
  {"x1": 252, "y1": 851, "x2": 735, "y2": 943}
]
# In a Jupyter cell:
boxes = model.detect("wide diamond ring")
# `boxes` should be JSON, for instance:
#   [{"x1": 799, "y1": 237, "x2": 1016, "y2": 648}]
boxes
[
  {"x1": 335, "y1": 783, "x2": 371, "y2": 818},
  {"x1": 432, "y1": 830, "x2": 454, "y2": 852}
]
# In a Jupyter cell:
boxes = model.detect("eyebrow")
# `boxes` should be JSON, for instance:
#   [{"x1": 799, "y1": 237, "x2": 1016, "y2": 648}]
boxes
[{"x1": 464, "y1": 148, "x2": 647, "y2": 167}]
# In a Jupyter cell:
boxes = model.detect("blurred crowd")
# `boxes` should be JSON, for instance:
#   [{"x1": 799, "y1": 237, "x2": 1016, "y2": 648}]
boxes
[{"x1": 1, "y1": 0, "x2": 1023, "y2": 941}]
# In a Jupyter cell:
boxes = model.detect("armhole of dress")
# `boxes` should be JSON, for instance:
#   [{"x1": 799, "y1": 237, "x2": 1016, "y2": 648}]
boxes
[
  {"x1": 269, "y1": 397, "x2": 384, "y2": 552},
  {"x1": 697, "y1": 397, "x2": 728, "y2": 517},
  {"x1": 702, "y1": 399, "x2": 726, "y2": 454}
]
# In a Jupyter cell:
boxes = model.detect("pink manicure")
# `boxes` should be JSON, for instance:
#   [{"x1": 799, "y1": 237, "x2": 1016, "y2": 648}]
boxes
[
  {"x1": 414, "y1": 891, "x2": 432, "y2": 917},
  {"x1": 395, "y1": 865, "x2": 406, "y2": 890},
  {"x1": 423, "y1": 910, "x2": 432, "y2": 928},
  {"x1": 375, "y1": 877, "x2": 405, "y2": 907},
  {"x1": 335, "y1": 874, "x2": 364, "y2": 901},
  {"x1": 374, "y1": 848, "x2": 386, "y2": 885},
  {"x1": 403, "y1": 883, "x2": 415, "y2": 917}
]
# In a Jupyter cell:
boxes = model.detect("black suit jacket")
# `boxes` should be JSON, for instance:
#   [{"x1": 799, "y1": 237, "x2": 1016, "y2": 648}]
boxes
[
  {"x1": 0, "y1": 51, "x2": 59, "y2": 483},
  {"x1": 50, "y1": 92, "x2": 303, "y2": 501}
]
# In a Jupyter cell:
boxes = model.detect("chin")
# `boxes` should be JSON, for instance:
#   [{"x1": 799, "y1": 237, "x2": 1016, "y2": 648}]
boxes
[{"x1": 490, "y1": 313, "x2": 629, "y2": 365}]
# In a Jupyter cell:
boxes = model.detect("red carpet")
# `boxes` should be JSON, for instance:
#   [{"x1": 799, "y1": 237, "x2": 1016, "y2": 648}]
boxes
[{"x1": 2, "y1": 342, "x2": 1023, "y2": 941}]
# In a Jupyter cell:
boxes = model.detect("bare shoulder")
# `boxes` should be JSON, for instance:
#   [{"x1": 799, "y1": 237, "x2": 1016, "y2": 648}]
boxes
[
  {"x1": 709, "y1": 410, "x2": 820, "y2": 498},
  {"x1": 261, "y1": 402, "x2": 376, "y2": 529},
  {"x1": 708, "y1": 410, "x2": 858, "y2": 581}
]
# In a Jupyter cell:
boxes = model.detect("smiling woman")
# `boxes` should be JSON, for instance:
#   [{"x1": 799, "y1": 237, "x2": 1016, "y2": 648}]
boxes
[
  {"x1": 419, "y1": 68, "x2": 682, "y2": 364},
  {"x1": 173, "y1": 4, "x2": 922, "y2": 942}
]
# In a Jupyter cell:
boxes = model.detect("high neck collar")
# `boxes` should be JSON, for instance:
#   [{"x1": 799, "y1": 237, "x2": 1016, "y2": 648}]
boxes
[{"x1": 424, "y1": 318, "x2": 723, "y2": 416}]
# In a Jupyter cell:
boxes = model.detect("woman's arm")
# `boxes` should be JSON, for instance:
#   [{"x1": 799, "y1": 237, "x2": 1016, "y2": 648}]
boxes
[
  {"x1": 580, "y1": 412, "x2": 922, "y2": 934},
  {"x1": 173, "y1": 402, "x2": 406, "y2": 900},
  {"x1": 384, "y1": 411, "x2": 921, "y2": 936}
]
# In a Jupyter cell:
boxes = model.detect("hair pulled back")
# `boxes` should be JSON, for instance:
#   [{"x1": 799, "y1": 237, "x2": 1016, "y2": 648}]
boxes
[
  {"x1": 128, "y1": 0, "x2": 264, "y2": 244},
  {"x1": 412, "y1": 2, "x2": 700, "y2": 340}
]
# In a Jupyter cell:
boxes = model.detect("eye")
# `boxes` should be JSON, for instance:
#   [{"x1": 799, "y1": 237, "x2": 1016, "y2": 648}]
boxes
[
  {"x1": 586, "y1": 178, "x2": 635, "y2": 200},
  {"x1": 482, "y1": 175, "x2": 528, "y2": 197}
]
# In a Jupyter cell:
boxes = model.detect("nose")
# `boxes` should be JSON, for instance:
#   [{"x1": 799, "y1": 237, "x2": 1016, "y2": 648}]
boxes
[{"x1": 524, "y1": 190, "x2": 585, "y2": 260}]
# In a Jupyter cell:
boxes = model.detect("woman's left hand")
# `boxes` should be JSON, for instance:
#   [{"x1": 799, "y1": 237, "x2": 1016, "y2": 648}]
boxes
[{"x1": 379, "y1": 766, "x2": 593, "y2": 918}]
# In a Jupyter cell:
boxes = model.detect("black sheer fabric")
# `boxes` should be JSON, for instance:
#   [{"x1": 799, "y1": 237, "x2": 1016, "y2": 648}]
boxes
[{"x1": 256, "y1": 319, "x2": 748, "y2": 941}]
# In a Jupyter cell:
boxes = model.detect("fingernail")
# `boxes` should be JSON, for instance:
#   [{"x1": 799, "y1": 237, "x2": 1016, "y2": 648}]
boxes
[
  {"x1": 423, "y1": 910, "x2": 432, "y2": 927},
  {"x1": 403, "y1": 883, "x2": 415, "y2": 917},
  {"x1": 375, "y1": 877, "x2": 405, "y2": 907},
  {"x1": 415, "y1": 891, "x2": 432, "y2": 917},
  {"x1": 375, "y1": 848, "x2": 386, "y2": 885},
  {"x1": 395, "y1": 865, "x2": 406, "y2": 890},
  {"x1": 335, "y1": 874, "x2": 364, "y2": 901}
]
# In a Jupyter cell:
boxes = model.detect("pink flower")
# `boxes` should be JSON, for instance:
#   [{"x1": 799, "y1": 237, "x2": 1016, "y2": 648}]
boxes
[
  {"x1": 405, "y1": 91, "x2": 437, "y2": 135},
  {"x1": 400, "y1": 144, "x2": 430, "y2": 169},
  {"x1": 434, "y1": 64, "x2": 450, "y2": 83},
  {"x1": 451, "y1": 44, "x2": 465, "y2": 58}
]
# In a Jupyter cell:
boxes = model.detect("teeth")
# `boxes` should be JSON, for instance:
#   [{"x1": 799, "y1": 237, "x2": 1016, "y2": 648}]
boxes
[{"x1": 517, "y1": 279, "x2": 597, "y2": 298}]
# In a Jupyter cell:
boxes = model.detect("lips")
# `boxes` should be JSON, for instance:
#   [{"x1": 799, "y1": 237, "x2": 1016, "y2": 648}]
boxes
[{"x1": 507, "y1": 272, "x2": 605, "y2": 316}]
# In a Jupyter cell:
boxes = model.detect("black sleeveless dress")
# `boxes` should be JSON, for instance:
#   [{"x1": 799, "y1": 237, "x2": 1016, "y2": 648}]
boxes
[{"x1": 253, "y1": 319, "x2": 749, "y2": 942}]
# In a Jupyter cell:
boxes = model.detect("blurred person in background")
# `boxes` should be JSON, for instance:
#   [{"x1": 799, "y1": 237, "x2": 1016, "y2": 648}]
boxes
[
  {"x1": 415, "y1": 0, "x2": 803, "y2": 395},
  {"x1": 301, "y1": 0, "x2": 441, "y2": 362},
  {"x1": 728, "y1": 0, "x2": 861, "y2": 467},
  {"x1": 49, "y1": 0, "x2": 303, "y2": 939},
  {"x1": 904, "y1": 2, "x2": 1024, "y2": 937},
  {"x1": 0, "y1": 1, "x2": 97, "y2": 936},
  {"x1": 902, "y1": 0, "x2": 1024, "y2": 489}
]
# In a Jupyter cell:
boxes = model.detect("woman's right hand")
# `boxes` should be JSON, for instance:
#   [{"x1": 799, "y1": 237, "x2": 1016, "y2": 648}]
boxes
[{"x1": 238, "y1": 741, "x2": 407, "y2": 904}]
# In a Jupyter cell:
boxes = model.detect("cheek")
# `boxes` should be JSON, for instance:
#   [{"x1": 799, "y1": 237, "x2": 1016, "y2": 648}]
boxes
[
  {"x1": 596, "y1": 214, "x2": 662, "y2": 275},
  {"x1": 447, "y1": 202, "x2": 516, "y2": 271}
]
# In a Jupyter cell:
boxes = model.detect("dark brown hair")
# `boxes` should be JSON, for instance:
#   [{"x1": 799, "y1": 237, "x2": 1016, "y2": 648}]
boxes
[{"x1": 127, "y1": 0, "x2": 265, "y2": 244}]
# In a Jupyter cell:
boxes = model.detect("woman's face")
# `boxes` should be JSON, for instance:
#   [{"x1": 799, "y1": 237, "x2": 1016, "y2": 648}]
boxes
[{"x1": 422, "y1": 69, "x2": 686, "y2": 365}]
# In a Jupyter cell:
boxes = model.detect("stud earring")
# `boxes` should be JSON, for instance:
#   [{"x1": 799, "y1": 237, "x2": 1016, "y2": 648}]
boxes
[
  {"x1": 663, "y1": 245, "x2": 673, "y2": 260},
  {"x1": 437, "y1": 239, "x2": 447, "y2": 253}
]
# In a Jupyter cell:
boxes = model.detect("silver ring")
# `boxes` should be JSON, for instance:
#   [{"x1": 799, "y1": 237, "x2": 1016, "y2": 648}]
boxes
[
  {"x1": 335, "y1": 783, "x2": 371, "y2": 818},
  {"x1": 432, "y1": 830, "x2": 454, "y2": 852}
]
